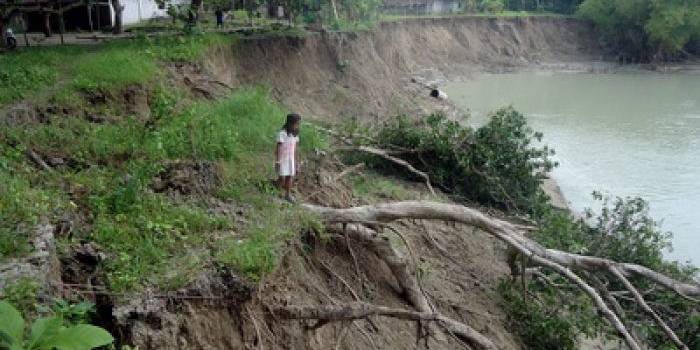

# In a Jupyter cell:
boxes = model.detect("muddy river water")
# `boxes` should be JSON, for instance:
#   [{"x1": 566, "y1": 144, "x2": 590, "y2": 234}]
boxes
[{"x1": 445, "y1": 70, "x2": 700, "y2": 265}]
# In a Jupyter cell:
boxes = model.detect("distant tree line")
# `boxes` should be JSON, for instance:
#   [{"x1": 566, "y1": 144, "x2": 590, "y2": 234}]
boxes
[
  {"x1": 577, "y1": 0, "x2": 700, "y2": 62},
  {"x1": 504, "y1": 0, "x2": 583, "y2": 14}
]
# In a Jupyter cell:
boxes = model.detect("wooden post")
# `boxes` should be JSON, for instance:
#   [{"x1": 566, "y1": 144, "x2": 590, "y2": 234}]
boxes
[
  {"x1": 96, "y1": 2, "x2": 101, "y2": 30},
  {"x1": 87, "y1": 0, "x2": 94, "y2": 32},
  {"x1": 43, "y1": 11, "x2": 52, "y2": 37},
  {"x1": 58, "y1": 0, "x2": 65, "y2": 44},
  {"x1": 330, "y1": 0, "x2": 338, "y2": 21},
  {"x1": 23, "y1": 14, "x2": 30, "y2": 47}
]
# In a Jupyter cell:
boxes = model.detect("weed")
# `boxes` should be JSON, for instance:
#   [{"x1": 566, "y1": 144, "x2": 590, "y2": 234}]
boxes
[
  {"x1": 0, "y1": 278, "x2": 40, "y2": 316},
  {"x1": 350, "y1": 172, "x2": 411, "y2": 201}
]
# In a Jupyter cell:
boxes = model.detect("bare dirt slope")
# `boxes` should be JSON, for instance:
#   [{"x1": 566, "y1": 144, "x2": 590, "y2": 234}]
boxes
[
  {"x1": 201, "y1": 17, "x2": 600, "y2": 123},
  {"x1": 117, "y1": 158, "x2": 523, "y2": 350}
]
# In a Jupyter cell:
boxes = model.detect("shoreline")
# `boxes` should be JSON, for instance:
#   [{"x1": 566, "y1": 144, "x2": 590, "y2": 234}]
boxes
[{"x1": 543, "y1": 177, "x2": 569, "y2": 210}]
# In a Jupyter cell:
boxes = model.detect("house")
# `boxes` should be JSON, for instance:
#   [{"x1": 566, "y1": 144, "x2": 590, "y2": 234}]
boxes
[
  {"x1": 1, "y1": 0, "x2": 169, "y2": 35},
  {"x1": 382, "y1": 0, "x2": 464, "y2": 15}
]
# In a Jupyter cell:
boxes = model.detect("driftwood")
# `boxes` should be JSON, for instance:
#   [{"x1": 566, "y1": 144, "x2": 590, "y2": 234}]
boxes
[{"x1": 303, "y1": 201, "x2": 699, "y2": 350}]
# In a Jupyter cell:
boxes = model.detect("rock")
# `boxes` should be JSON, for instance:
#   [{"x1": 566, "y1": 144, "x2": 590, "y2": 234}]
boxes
[
  {"x1": 0, "y1": 224, "x2": 61, "y2": 302},
  {"x1": 2, "y1": 103, "x2": 40, "y2": 126},
  {"x1": 47, "y1": 157, "x2": 65, "y2": 167}
]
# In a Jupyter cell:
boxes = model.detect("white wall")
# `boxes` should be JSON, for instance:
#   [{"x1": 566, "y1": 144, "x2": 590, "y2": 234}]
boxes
[
  {"x1": 430, "y1": 0, "x2": 460, "y2": 14},
  {"x1": 117, "y1": 0, "x2": 168, "y2": 25}
]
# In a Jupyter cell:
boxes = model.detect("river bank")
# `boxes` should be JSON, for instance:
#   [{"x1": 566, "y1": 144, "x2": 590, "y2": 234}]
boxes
[{"x1": 5, "y1": 16, "x2": 679, "y2": 350}]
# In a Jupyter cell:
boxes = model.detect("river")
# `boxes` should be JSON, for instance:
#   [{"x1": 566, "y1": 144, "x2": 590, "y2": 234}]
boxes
[{"x1": 445, "y1": 70, "x2": 700, "y2": 265}]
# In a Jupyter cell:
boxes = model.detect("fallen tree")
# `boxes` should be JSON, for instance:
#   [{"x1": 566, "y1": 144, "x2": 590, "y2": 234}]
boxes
[{"x1": 297, "y1": 201, "x2": 700, "y2": 350}]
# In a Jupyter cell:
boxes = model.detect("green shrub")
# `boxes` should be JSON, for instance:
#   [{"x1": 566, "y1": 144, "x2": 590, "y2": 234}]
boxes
[
  {"x1": 233, "y1": 10, "x2": 249, "y2": 20},
  {"x1": 0, "y1": 163, "x2": 67, "y2": 261},
  {"x1": 375, "y1": 109, "x2": 555, "y2": 215},
  {"x1": 0, "y1": 279, "x2": 39, "y2": 317},
  {"x1": 480, "y1": 0, "x2": 505, "y2": 13},
  {"x1": 499, "y1": 282, "x2": 584, "y2": 350},
  {"x1": 528, "y1": 194, "x2": 699, "y2": 349},
  {"x1": 0, "y1": 301, "x2": 113, "y2": 350}
]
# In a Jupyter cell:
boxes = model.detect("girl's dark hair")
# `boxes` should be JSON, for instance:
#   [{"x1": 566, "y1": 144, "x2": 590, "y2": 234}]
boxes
[{"x1": 283, "y1": 113, "x2": 302, "y2": 136}]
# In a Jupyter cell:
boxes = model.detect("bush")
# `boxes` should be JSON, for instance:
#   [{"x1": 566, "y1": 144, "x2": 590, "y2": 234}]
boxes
[
  {"x1": 0, "y1": 301, "x2": 113, "y2": 350},
  {"x1": 498, "y1": 282, "x2": 580, "y2": 350},
  {"x1": 480, "y1": 0, "x2": 505, "y2": 13},
  {"x1": 527, "y1": 194, "x2": 699, "y2": 349},
  {"x1": 375, "y1": 108, "x2": 556, "y2": 215}
]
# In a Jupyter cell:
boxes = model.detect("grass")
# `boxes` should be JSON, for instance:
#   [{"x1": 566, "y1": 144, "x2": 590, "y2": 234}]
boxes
[
  {"x1": 0, "y1": 144, "x2": 68, "y2": 260},
  {"x1": 0, "y1": 34, "x2": 231, "y2": 108},
  {"x1": 0, "y1": 278, "x2": 40, "y2": 316},
  {"x1": 1, "y1": 81, "x2": 326, "y2": 292},
  {"x1": 350, "y1": 171, "x2": 412, "y2": 202},
  {"x1": 0, "y1": 25, "x2": 326, "y2": 293}
]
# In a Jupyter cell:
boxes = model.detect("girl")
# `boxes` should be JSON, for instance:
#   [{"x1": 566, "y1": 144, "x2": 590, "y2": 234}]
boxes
[{"x1": 276, "y1": 113, "x2": 301, "y2": 202}]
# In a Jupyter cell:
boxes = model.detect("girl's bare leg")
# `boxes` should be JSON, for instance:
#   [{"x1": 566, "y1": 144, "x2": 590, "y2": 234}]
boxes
[
  {"x1": 277, "y1": 176, "x2": 285, "y2": 189},
  {"x1": 285, "y1": 177, "x2": 294, "y2": 197}
]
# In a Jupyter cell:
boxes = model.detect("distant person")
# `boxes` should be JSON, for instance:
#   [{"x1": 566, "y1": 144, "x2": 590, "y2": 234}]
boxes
[
  {"x1": 276, "y1": 113, "x2": 301, "y2": 203},
  {"x1": 430, "y1": 89, "x2": 448, "y2": 101},
  {"x1": 215, "y1": 8, "x2": 224, "y2": 28}
]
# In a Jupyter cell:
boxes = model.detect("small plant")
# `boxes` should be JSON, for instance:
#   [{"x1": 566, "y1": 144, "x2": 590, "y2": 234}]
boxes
[
  {"x1": 0, "y1": 301, "x2": 113, "y2": 350},
  {"x1": 1, "y1": 279, "x2": 39, "y2": 317},
  {"x1": 498, "y1": 282, "x2": 580, "y2": 350},
  {"x1": 50, "y1": 300, "x2": 96, "y2": 326}
]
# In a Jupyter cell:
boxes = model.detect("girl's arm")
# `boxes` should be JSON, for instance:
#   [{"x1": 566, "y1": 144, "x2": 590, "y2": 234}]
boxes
[{"x1": 275, "y1": 142, "x2": 281, "y2": 164}]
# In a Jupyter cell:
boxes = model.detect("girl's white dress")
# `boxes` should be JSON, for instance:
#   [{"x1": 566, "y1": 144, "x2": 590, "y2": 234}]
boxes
[{"x1": 277, "y1": 130, "x2": 299, "y2": 176}]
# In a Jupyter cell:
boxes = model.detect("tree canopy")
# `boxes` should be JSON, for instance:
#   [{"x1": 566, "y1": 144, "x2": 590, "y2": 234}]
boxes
[{"x1": 577, "y1": 0, "x2": 700, "y2": 61}]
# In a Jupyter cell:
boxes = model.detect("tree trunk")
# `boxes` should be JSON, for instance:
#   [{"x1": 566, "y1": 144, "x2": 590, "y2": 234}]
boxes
[
  {"x1": 43, "y1": 11, "x2": 52, "y2": 37},
  {"x1": 112, "y1": 0, "x2": 123, "y2": 34},
  {"x1": 189, "y1": 0, "x2": 202, "y2": 25},
  {"x1": 22, "y1": 14, "x2": 29, "y2": 46},
  {"x1": 58, "y1": 1, "x2": 65, "y2": 45},
  {"x1": 303, "y1": 200, "x2": 700, "y2": 350},
  {"x1": 87, "y1": 2, "x2": 94, "y2": 32},
  {"x1": 329, "y1": 0, "x2": 338, "y2": 21}
]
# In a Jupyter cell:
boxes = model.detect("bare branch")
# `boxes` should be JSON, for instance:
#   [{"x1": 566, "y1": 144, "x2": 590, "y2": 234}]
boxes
[
  {"x1": 304, "y1": 200, "x2": 700, "y2": 349},
  {"x1": 304, "y1": 201, "x2": 700, "y2": 299},
  {"x1": 338, "y1": 146, "x2": 436, "y2": 195},
  {"x1": 609, "y1": 267, "x2": 689, "y2": 350}
]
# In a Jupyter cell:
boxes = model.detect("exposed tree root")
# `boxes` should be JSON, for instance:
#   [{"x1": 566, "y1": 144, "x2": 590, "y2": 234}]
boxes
[
  {"x1": 339, "y1": 146, "x2": 436, "y2": 195},
  {"x1": 273, "y1": 303, "x2": 496, "y2": 350},
  {"x1": 304, "y1": 200, "x2": 700, "y2": 350}
]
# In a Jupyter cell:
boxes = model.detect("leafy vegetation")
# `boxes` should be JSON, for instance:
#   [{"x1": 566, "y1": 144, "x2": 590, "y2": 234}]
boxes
[
  {"x1": 577, "y1": 0, "x2": 700, "y2": 61},
  {"x1": 498, "y1": 281, "x2": 599, "y2": 350},
  {"x1": 350, "y1": 172, "x2": 413, "y2": 202},
  {"x1": 528, "y1": 194, "x2": 700, "y2": 349},
  {"x1": 1, "y1": 80, "x2": 325, "y2": 293},
  {"x1": 374, "y1": 109, "x2": 556, "y2": 215},
  {"x1": 0, "y1": 279, "x2": 40, "y2": 317},
  {"x1": 0, "y1": 301, "x2": 113, "y2": 350},
  {"x1": 369, "y1": 108, "x2": 698, "y2": 348},
  {"x1": 0, "y1": 34, "x2": 230, "y2": 107}
]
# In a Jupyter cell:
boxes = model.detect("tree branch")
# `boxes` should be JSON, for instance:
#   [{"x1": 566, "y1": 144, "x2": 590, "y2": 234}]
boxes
[
  {"x1": 338, "y1": 146, "x2": 436, "y2": 195},
  {"x1": 609, "y1": 266, "x2": 689, "y2": 350},
  {"x1": 304, "y1": 200, "x2": 700, "y2": 349}
]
